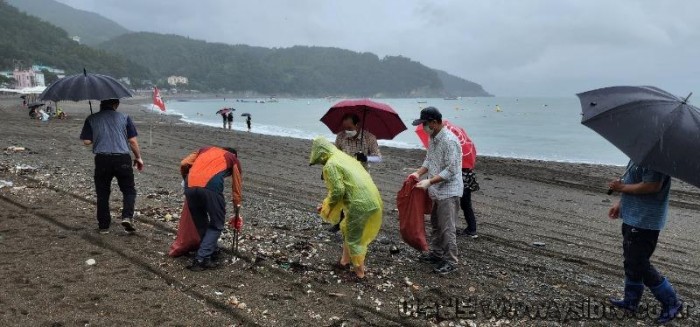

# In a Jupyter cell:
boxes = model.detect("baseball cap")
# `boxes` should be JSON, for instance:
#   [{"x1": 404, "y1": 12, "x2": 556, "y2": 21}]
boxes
[{"x1": 412, "y1": 106, "x2": 442, "y2": 126}]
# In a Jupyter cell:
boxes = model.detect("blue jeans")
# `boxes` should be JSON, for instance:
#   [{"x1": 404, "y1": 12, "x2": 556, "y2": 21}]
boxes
[{"x1": 185, "y1": 187, "x2": 226, "y2": 260}]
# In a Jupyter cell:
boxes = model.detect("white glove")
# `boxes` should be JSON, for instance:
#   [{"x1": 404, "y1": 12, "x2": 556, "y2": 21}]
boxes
[{"x1": 416, "y1": 179, "x2": 431, "y2": 190}]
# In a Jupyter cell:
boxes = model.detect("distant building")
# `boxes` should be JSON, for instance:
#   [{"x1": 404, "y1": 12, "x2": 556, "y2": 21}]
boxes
[
  {"x1": 13, "y1": 69, "x2": 45, "y2": 88},
  {"x1": 32, "y1": 65, "x2": 66, "y2": 79},
  {"x1": 167, "y1": 75, "x2": 188, "y2": 86},
  {"x1": 71, "y1": 36, "x2": 81, "y2": 44}
]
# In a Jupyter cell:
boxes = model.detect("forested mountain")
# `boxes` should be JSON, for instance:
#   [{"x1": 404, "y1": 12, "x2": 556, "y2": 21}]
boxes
[
  {"x1": 100, "y1": 32, "x2": 491, "y2": 97},
  {"x1": 0, "y1": 1, "x2": 150, "y2": 82},
  {"x1": 6, "y1": 0, "x2": 129, "y2": 45}
]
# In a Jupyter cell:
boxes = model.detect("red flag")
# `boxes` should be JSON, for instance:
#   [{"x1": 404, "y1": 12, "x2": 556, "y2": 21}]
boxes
[{"x1": 152, "y1": 86, "x2": 166, "y2": 112}]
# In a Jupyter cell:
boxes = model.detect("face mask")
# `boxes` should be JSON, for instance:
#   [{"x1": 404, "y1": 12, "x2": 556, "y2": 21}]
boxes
[
  {"x1": 345, "y1": 130, "x2": 357, "y2": 137},
  {"x1": 423, "y1": 124, "x2": 433, "y2": 135}
]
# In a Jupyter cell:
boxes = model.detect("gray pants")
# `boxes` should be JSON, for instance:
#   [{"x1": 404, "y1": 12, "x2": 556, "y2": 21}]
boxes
[{"x1": 429, "y1": 196, "x2": 460, "y2": 264}]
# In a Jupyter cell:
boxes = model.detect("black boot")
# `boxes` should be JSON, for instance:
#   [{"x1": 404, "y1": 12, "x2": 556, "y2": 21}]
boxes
[
  {"x1": 187, "y1": 258, "x2": 219, "y2": 271},
  {"x1": 609, "y1": 281, "x2": 644, "y2": 312},
  {"x1": 649, "y1": 278, "x2": 683, "y2": 324}
]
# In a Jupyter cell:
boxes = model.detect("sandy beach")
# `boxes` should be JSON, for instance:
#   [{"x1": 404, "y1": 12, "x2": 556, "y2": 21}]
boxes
[{"x1": 0, "y1": 97, "x2": 698, "y2": 326}]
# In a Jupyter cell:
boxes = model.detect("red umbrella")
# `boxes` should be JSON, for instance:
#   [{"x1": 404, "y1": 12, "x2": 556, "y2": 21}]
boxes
[
  {"x1": 320, "y1": 99, "x2": 407, "y2": 140},
  {"x1": 415, "y1": 120, "x2": 476, "y2": 169}
]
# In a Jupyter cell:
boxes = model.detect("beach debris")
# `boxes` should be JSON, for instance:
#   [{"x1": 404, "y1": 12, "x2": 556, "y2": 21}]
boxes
[
  {"x1": 4, "y1": 146, "x2": 26, "y2": 153},
  {"x1": 13, "y1": 164, "x2": 37, "y2": 174},
  {"x1": 389, "y1": 245, "x2": 400, "y2": 254},
  {"x1": 532, "y1": 242, "x2": 546, "y2": 247},
  {"x1": 0, "y1": 180, "x2": 13, "y2": 189},
  {"x1": 214, "y1": 291, "x2": 223, "y2": 296},
  {"x1": 164, "y1": 214, "x2": 173, "y2": 222},
  {"x1": 85, "y1": 258, "x2": 97, "y2": 266},
  {"x1": 328, "y1": 292, "x2": 345, "y2": 297}
]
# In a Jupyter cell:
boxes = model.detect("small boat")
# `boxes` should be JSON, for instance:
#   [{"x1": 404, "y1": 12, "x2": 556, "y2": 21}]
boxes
[
  {"x1": 443, "y1": 97, "x2": 458, "y2": 100},
  {"x1": 495, "y1": 105, "x2": 503, "y2": 113},
  {"x1": 417, "y1": 100, "x2": 428, "y2": 104}
]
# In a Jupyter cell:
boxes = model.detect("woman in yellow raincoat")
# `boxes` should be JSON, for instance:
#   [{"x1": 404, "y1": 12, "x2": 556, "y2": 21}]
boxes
[{"x1": 310, "y1": 137, "x2": 383, "y2": 278}]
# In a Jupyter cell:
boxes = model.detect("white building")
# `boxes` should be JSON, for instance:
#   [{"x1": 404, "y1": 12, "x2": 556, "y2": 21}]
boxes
[
  {"x1": 167, "y1": 75, "x2": 188, "y2": 86},
  {"x1": 71, "y1": 36, "x2": 81, "y2": 44}
]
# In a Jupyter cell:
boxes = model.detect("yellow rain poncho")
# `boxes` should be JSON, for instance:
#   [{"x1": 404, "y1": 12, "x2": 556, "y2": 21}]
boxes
[{"x1": 309, "y1": 137, "x2": 383, "y2": 267}]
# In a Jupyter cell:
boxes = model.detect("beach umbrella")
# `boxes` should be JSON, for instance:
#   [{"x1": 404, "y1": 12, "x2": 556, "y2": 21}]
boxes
[
  {"x1": 26, "y1": 102, "x2": 45, "y2": 109},
  {"x1": 415, "y1": 120, "x2": 477, "y2": 169},
  {"x1": 241, "y1": 113, "x2": 251, "y2": 117},
  {"x1": 216, "y1": 108, "x2": 234, "y2": 115},
  {"x1": 578, "y1": 86, "x2": 700, "y2": 188},
  {"x1": 321, "y1": 99, "x2": 407, "y2": 148},
  {"x1": 39, "y1": 69, "x2": 133, "y2": 113}
]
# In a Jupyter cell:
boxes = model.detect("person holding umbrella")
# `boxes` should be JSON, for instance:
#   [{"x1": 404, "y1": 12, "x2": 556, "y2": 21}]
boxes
[
  {"x1": 578, "y1": 86, "x2": 688, "y2": 324},
  {"x1": 408, "y1": 107, "x2": 462, "y2": 275},
  {"x1": 80, "y1": 99, "x2": 143, "y2": 234},
  {"x1": 321, "y1": 99, "x2": 404, "y2": 234},
  {"x1": 241, "y1": 113, "x2": 252, "y2": 132}
]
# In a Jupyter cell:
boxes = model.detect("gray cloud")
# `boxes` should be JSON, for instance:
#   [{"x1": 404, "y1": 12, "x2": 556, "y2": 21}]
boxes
[{"x1": 58, "y1": 0, "x2": 700, "y2": 96}]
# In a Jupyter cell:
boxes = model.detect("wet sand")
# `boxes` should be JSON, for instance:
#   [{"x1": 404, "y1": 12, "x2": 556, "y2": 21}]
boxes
[{"x1": 0, "y1": 97, "x2": 698, "y2": 326}]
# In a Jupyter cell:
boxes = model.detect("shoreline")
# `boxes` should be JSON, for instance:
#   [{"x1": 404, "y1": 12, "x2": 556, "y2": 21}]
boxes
[{"x1": 129, "y1": 98, "x2": 627, "y2": 167}]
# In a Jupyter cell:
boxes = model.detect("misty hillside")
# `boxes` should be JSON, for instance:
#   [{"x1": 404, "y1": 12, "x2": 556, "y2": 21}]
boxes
[
  {"x1": 434, "y1": 69, "x2": 492, "y2": 97},
  {"x1": 99, "y1": 32, "x2": 492, "y2": 97},
  {"x1": 0, "y1": 1, "x2": 150, "y2": 80},
  {"x1": 6, "y1": 0, "x2": 130, "y2": 45}
]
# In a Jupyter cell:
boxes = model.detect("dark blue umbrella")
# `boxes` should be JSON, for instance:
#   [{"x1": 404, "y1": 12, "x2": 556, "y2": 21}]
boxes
[
  {"x1": 241, "y1": 113, "x2": 251, "y2": 117},
  {"x1": 39, "y1": 69, "x2": 133, "y2": 113},
  {"x1": 578, "y1": 86, "x2": 700, "y2": 188}
]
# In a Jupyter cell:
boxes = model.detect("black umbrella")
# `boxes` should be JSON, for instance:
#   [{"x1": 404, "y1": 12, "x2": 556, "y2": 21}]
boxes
[
  {"x1": 578, "y1": 86, "x2": 700, "y2": 188},
  {"x1": 241, "y1": 113, "x2": 251, "y2": 117},
  {"x1": 39, "y1": 69, "x2": 133, "y2": 113},
  {"x1": 27, "y1": 102, "x2": 45, "y2": 109}
]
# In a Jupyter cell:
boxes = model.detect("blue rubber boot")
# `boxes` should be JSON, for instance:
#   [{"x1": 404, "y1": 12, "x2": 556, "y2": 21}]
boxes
[
  {"x1": 649, "y1": 278, "x2": 683, "y2": 324},
  {"x1": 609, "y1": 280, "x2": 645, "y2": 312}
]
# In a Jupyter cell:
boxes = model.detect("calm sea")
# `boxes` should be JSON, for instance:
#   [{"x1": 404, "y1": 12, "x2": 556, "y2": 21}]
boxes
[{"x1": 160, "y1": 97, "x2": 626, "y2": 166}]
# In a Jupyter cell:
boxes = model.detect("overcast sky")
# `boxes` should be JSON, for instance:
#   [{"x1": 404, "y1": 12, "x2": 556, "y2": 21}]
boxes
[{"x1": 57, "y1": 0, "x2": 700, "y2": 96}]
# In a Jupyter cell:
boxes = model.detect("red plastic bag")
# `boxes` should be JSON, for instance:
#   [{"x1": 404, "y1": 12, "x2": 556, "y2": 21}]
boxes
[
  {"x1": 396, "y1": 176, "x2": 432, "y2": 252},
  {"x1": 168, "y1": 201, "x2": 201, "y2": 257}
]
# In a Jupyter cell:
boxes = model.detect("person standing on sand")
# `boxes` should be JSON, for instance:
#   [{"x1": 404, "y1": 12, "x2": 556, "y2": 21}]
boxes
[
  {"x1": 310, "y1": 137, "x2": 382, "y2": 279},
  {"x1": 246, "y1": 115, "x2": 251, "y2": 132},
  {"x1": 408, "y1": 107, "x2": 462, "y2": 275},
  {"x1": 327, "y1": 113, "x2": 382, "y2": 234},
  {"x1": 221, "y1": 112, "x2": 227, "y2": 129},
  {"x1": 79, "y1": 99, "x2": 143, "y2": 234},
  {"x1": 607, "y1": 160, "x2": 683, "y2": 324},
  {"x1": 180, "y1": 146, "x2": 242, "y2": 271},
  {"x1": 227, "y1": 112, "x2": 234, "y2": 130}
]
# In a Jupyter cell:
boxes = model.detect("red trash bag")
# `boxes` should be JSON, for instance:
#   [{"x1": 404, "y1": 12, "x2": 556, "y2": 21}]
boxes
[
  {"x1": 168, "y1": 201, "x2": 201, "y2": 257},
  {"x1": 396, "y1": 176, "x2": 432, "y2": 252}
]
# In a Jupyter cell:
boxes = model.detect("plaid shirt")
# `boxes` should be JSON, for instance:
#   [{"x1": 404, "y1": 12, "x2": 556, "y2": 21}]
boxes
[
  {"x1": 335, "y1": 130, "x2": 381, "y2": 169},
  {"x1": 422, "y1": 127, "x2": 463, "y2": 200}
]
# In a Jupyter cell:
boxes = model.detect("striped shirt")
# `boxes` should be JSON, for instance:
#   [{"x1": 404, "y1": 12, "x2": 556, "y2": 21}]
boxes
[
  {"x1": 422, "y1": 127, "x2": 463, "y2": 200},
  {"x1": 620, "y1": 161, "x2": 671, "y2": 230},
  {"x1": 80, "y1": 109, "x2": 138, "y2": 154},
  {"x1": 335, "y1": 130, "x2": 380, "y2": 169}
]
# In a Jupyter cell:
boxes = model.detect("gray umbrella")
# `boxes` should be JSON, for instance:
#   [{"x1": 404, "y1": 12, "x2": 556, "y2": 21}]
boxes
[
  {"x1": 39, "y1": 69, "x2": 133, "y2": 113},
  {"x1": 578, "y1": 86, "x2": 700, "y2": 188}
]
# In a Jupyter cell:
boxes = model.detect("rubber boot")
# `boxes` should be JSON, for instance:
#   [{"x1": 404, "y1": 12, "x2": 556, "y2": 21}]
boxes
[
  {"x1": 649, "y1": 278, "x2": 683, "y2": 324},
  {"x1": 609, "y1": 280, "x2": 644, "y2": 312}
]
